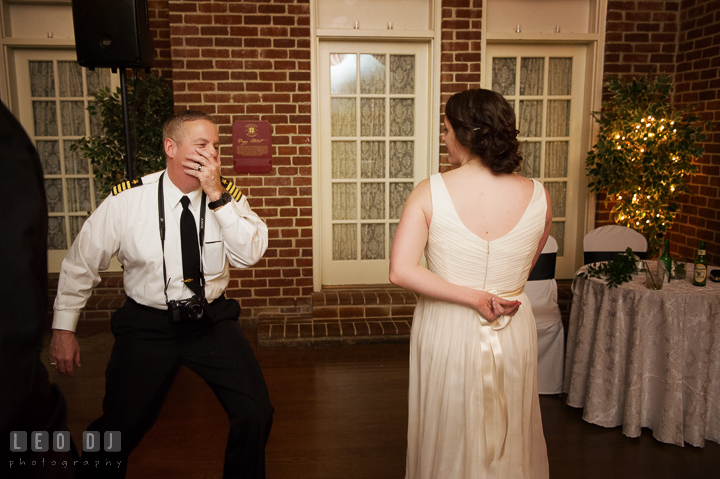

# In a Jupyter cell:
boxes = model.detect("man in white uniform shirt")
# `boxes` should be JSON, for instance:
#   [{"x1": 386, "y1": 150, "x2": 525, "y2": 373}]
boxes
[{"x1": 49, "y1": 110, "x2": 273, "y2": 478}]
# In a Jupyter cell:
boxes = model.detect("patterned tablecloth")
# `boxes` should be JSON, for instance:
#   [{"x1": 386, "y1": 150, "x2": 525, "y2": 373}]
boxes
[{"x1": 564, "y1": 265, "x2": 720, "y2": 447}]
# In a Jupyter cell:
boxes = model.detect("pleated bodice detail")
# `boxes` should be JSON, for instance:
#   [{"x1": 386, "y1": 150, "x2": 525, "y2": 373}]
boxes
[{"x1": 426, "y1": 173, "x2": 547, "y2": 297}]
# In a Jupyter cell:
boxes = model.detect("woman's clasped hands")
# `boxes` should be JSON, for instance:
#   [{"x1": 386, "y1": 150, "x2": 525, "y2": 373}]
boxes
[{"x1": 472, "y1": 289, "x2": 521, "y2": 322}]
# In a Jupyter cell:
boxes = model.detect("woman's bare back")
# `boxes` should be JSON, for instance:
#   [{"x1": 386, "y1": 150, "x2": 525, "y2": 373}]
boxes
[{"x1": 440, "y1": 166, "x2": 535, "y2": 242}]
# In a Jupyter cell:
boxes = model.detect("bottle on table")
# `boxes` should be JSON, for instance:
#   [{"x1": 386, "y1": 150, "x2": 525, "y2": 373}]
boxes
[
  {"x1": 693, "y1": 241, "x2": 707, "y2": 287},
  {"x1": 658, "y1": 239, "x2": 673, "y2": 283}
]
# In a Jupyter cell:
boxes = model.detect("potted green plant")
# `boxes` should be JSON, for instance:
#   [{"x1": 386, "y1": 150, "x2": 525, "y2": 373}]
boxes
[
  {"x1": 72, "y1": 72, "x2": 174, "y2": 199},
  {"x1": 585, "y1": 75, "x2": 710, "y2": 256}
]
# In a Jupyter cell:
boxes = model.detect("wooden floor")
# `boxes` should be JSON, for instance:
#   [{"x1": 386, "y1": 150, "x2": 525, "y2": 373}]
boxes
[{"x1": 44, "y1": 324, "x2": 720, "y2": 479}]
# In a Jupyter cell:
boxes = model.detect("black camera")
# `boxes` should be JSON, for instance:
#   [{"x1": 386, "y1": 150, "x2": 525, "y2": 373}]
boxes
[{"x1": 167, "y1": 295, "x2": 207, "y2": 322}]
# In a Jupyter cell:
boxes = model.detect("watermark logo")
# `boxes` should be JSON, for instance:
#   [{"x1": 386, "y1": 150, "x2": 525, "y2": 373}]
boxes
[
  {"x1": 9, "y1": 431, "x2": 122, "y2": 471},
  {"x1": 9, "y1": 431, "x2": 120, "y2": 453}
]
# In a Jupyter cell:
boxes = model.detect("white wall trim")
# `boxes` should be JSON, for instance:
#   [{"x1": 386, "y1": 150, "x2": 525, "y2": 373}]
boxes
[
  {"x1": 429, "y1": 0, "x2": 441, "y2": 175},
  {"x1": 310, "y1": 0, "x2": 322, "y2": 291}
]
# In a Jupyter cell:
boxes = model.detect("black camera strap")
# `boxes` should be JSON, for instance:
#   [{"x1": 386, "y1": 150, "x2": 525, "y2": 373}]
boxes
[{"x1": 157, "y1": 171, "x2": 207, "y2": 304}]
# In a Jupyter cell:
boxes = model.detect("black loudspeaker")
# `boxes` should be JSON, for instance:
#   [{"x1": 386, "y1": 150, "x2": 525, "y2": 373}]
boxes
[{"x1": 71, "y1": 0, "x2": 154, "y2": 69}]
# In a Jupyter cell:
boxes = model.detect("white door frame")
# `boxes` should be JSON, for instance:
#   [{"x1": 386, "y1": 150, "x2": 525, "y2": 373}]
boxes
[{"x1": 316, "y1": 40, "x2": 431, "y2": 286}]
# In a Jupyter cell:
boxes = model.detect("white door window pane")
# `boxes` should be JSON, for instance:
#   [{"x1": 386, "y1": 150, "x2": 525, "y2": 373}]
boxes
[
  {"x1": 545, "y1": 141, "x2": 568, "y2": 178},
  {"x1": 88, "y1": 101, "x2": 103, "y2": 135},
  {"x1": 492, "y1": 57, "x2": 516, "y2": 95},
  {"x1": 45, "y1": 179, "x2": 64, "y2": 212},
  {"x1": 360, "y1": 98, "x2": 385, "y2": 136},
  {"x1": 58, "y1": 61, "x2": 83, "y2": 97},
  {"x1": 47, "y1": 217, "x2": 67, "y2": 250},
  {"x1": 331, "y1": 141, "x2": 357, "y2": 179},
  {"x1": 548, "y1": 58, "x2": 572, "y2": 95},
  {"x1": 330, "y1": 54, "x2": 357, "y2": 94},
  {"x1": 37, "y1": 140, "x2": 61, "y2": 174},
  {"x1": 86, "y1": 69, "x2": 112, "y2": 96},
  {"x1": 333, "y1": 224, "x2": 357, "y2": 260},
  {"x1": 332, "y1": 183, "x2": 357, "y2": 220},
  {"x1": 389, "y1": 141, "x2": 414, "y2": 178},
  {"x1": 33, "y1": 101, "x2": 57, "y2": 136},
  {"x1": 520, "y1": 142, "x2": 541, "y2": 178},
  {"x1": 360, "y1": 141, "x2": 385, "y2": 178},
  {"x1": 60, "y1": 101, "x2": 86, "y2": 136},
  {"x1": 66, "y1": 178, "x2": 92, "y2": 212},
  {"x1": 519, "y1": 100, "x2": 542, "y2": 137},
  {"x1": 546, "y1": 100, "x2": 570, "y2": 137},
  {"x1": 361, "y1": 224, "x2": 385, "y2": 260},
  {"x1": 545, "y1": 182, "x2": 567, "y2": 217},
  {"x1": 520, "y1": 58, "x2": 544, "y2": 95},
  {"x1": 331, "y1": 98, "x2": 356, "y2": 137},
  {"x1": 390, "y1": 55, "x2": 414, "y2": 94},
  {"x1": 361, "y1": 183, "x2": 385, "y2": 220},
  {"x1": 64, "y1": 140, "x2": 89, "y2": 175},
  {"x1": 29, "y1": 61, "x2": 54, "y2": 97},
  {"x1": 390, "y1": 182, "x2": 413, "y2": 220},
  {"x1": 390, "y1": 98, "x2": 414, "y2": 136},
  {"x1": 360, "y1": 54, "x2": 385, "y2": 94}
]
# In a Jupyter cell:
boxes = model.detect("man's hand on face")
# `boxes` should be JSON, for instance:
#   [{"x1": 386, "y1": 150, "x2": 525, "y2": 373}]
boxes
[{"x1": 182, "y1": 145, "x2": 224, "y2": 202}]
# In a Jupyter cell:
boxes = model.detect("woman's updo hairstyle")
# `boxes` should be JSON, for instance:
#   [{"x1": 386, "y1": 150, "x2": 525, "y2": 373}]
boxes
[{"x1": 444, "y1": 89, "x2": 522, "y2": 174}]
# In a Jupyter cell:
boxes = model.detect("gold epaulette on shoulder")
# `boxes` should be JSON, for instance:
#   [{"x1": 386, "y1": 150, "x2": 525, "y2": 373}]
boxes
[
  {"x1": 220, "y1": 177, "x2": 243, "y2": 202},
  {"x1": 112, "y1": 178, "x2": 143, "y2": 195}
]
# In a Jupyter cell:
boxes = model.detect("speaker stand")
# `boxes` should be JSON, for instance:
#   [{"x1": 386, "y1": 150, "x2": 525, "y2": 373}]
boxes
[{"x1": 119, "y1": 69, "x2": 134, "y2": 182}]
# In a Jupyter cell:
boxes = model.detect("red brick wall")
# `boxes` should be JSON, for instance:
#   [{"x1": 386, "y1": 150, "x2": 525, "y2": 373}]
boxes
[
  {"x1": 603, "y1": 1, "x2": 679, "y2": 79},
  {"x1": 167, "y1": 0, "x2": 312, "y2": 320},
  {"x1": 439, "y1": 0, "x2": 482, "y2": 171},
  {"x1": 595, "y1": 1, "x2": 680, "y2": 227},
  {"x1": 149, "y1": 0, "x2": 173, "y2": 82},
  {"x1": 671, "y1": 0, "x2": 720, "y2": 265}
]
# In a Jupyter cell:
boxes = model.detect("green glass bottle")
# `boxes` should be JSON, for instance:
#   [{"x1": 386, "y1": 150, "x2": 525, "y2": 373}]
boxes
[
  {"x1": 693, "y1": 241, "x2": 708, "y2": 287},
  {"x1": 658, "y1": 239, "x2": 672, "y2": 283}
]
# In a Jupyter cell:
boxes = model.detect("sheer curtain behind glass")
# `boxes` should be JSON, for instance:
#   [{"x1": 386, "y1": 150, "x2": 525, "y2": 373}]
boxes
[
  {"x1": 29, "y1": 60, "x2": 111, "y2": 251},
  {"x1": 492, "y1": 56, "x2": 572, "y2": 256},
  {"x1": 329, "y1": 52, "x2": 416, "y2": 262}
]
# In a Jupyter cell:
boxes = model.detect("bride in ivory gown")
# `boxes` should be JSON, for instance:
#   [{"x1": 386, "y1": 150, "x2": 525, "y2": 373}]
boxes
[{"x1": 389, "y1": 89, "x2": 551, "y2": 479}]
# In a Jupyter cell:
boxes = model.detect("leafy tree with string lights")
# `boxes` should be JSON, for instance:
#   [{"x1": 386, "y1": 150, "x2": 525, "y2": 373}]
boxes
[{"x1": 585, "y1": 75, "x2": 710, "y2": 255}]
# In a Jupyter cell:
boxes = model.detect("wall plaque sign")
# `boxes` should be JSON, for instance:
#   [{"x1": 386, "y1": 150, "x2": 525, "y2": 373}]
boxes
[{"x1": 232, "y1": 121, "x2": 272, "y2": 173}]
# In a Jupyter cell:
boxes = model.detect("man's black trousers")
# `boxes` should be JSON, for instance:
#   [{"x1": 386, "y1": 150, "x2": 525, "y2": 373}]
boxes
[{"x1": 78, "y1": 297, "x2": 273, "y2": 478}]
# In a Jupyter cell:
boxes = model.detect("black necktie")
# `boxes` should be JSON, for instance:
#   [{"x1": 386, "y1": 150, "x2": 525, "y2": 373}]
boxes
[{"x1": 180, "y1": 196, "x2": 202, "y2": 296}]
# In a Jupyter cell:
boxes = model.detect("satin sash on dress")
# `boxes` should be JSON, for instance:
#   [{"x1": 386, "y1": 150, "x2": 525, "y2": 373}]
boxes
[{"x1": 475, "y1": 286, "x2": 524, "y2": 467}]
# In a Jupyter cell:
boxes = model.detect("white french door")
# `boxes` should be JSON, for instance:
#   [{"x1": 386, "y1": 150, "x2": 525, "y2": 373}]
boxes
[
  {"x1": 485, "y1": 44, "x2": 588, "y2": 279},
  {"x1": 318, "y1": 41, "x2": 430, "y2": 285},
  {"x1": 13, "y1": 49, "x2": 117, "y2": 272}
]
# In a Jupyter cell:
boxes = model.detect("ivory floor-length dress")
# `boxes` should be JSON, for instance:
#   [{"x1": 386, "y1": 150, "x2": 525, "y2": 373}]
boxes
[{"x1": 406, "y1": 173, "x2": 549, "y2": 479}]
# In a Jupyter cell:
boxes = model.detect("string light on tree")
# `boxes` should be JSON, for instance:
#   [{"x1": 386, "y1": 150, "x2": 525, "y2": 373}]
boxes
[{"x1": 585, "y1": 75, "x2": 710, "y2": 255}]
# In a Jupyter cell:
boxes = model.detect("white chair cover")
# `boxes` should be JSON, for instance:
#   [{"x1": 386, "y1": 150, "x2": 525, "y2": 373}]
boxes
[
  {"x1": 525, "y1": 236, "x2": 564, "y2": 394},
  {"x1": 583, "y1": 225, "x2": 648, "y2": 264}
]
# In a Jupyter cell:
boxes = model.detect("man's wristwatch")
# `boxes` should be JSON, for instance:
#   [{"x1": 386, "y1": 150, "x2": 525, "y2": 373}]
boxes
[{"x1": 208, "y1": 192, "x2": 233, "y2": 209}]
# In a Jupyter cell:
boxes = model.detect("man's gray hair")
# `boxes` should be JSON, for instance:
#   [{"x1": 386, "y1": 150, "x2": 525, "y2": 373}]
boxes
[{"x1": 163, "y1": 110, "x2": 216, "y2": 144}]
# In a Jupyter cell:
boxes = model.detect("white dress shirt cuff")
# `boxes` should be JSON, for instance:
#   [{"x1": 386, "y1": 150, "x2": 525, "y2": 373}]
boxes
[
  {"x1": 212, "y1": 202, "x2": 240, "y2": 228},
  {"x1": 52, "y1": 310, "x2": 81, "y2": 332}
]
